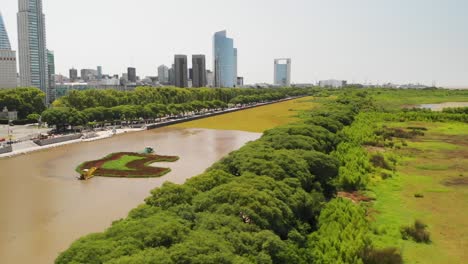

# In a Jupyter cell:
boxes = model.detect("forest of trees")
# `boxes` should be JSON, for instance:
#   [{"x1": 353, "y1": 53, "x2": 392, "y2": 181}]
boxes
[
  {"x1": 0, "y1": 88, "x2": 45, "y2": 120},
  {"x1": 0, "y1": 86, "x2": 312, "y2": 128}
]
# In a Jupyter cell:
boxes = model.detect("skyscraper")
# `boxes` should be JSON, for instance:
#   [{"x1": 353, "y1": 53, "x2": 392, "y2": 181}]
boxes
[
  {"x1": 97, "y1": 66, "x2": 102, "y2": 80},
  {"x1": 213, "y1": 30, "x2": 237, "y2": 87},
  {"x1": 168, "y1": 64, "x2": 175, "y2": 86},
  {"x1": 69, "y1": 68, "x2": 78, "y2": 82},
  {"x1": 274, "y1": 58, "x2": 292, "y2": 86},
  {"x1": 174, "y1": 55, "x2": 188, "y2": 88},
  {"x1": 127, "y1": 67, "x2": 136, "y2": 83},
  {"x1": 158, "y1": 65, "x2": 169, "y2": 84},
  {"x1": 192, "y1": 55, "x2": 206, "y2": 88},
  {"x1": 0, "y1": 11, "x2": 17, "y2": 89},
  {"x1": 18, "y1": 0, "x2": 49, "y2": 102},
  {"x1": 47, "y1": 50, "x2": 55, "y2": 103},
  {"x1": 81, "y1": 69, "x2": 97, "y2": 82}
]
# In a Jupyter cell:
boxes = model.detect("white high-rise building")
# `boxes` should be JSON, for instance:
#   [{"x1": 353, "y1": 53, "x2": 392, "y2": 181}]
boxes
[
  {"x1": 158, "y1": 65, "x2": 169, "y2": 84},
  {"x1": 0, "y1": 12, "x2": 17, "y2": 89},
  {"x1": 274, "y1": 58, "x2": 291, "y2": 87},
  {"x1": 18, "y1": 0, "x2": 49, "y2": 102}
]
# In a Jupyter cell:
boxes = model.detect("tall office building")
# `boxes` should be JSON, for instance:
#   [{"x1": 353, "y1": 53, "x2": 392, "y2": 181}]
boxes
[
  {"x1": 47, "y1": 50, "x2": 55, "y2": 103},
  {"x1": 213, "y1": 30, "x2": 237, "y2": 87},
  {"x1": 174, "y1": 55, "x2": 188, "y2": 88},
  {"x1": 127, "y1": 67, "x2": 136, "y2": 83},
  {"x1": 69, "y1": 68, "x2": 78, "y2": 82},
  {"x1": 81, "y1": 69, "x2": 97, "y2": 81},
  {"x1": 168, "y1": 64, "x2": 175, "y2": 86},
  {"x1": 274, "y1": 58, "x2": 292, "y2": 86},
  {"x1": 18, "y1": 0, "x2": 49, "y2": 102},
  {"x1": 97, "y1": 66, "x2": 102, "y2": 80},
  {"x1": 206, "y1": 70, "x2": 214, "y2": 87},
  {"x1": 192, "y1": 55, "x2": 206, "y2": 88},
  {"x1": 158, "y1": 65, "x2": 169, "y2": 84},
  {"x1": 0, "y1": 12, "x2": 17, "y2": 89}
]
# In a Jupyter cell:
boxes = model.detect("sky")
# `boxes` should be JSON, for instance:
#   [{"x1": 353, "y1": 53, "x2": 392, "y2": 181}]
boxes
[{"x1": 1, "y1": 0, "x2": 467, "y2": 87}]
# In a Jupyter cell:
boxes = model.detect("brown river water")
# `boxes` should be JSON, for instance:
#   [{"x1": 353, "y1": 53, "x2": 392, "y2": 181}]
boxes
[{"x1": 0, "y1": 127, "x2": 261, "y2": 264}]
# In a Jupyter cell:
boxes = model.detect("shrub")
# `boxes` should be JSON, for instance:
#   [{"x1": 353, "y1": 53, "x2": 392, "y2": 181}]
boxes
[
  {"x1": 370, "y1": 154, "x2": 392, "y2": 170},
  {"x1": 401, "y1": 220, "x2": 431, "y2": 243},
  {"x1": 362, "y1": 247, "x2": 403, "y2": 264},
  {"x1": 414, "y1": 193, "x2": 424, "y2": 198},
  {"x1": 381, "y1": 171, "x2": 393, "y2": 180}
]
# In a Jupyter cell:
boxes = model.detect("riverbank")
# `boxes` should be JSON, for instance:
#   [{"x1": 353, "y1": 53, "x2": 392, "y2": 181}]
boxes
[{"x1": 0, "y1": 97, "x2": 303, "y2": 159}]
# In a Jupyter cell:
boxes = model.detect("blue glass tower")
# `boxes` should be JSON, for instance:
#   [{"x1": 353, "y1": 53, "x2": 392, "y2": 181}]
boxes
[
  {"x1": 213, "y1": 30, "x2": 237, "y2": 87},
  {"x1": 0, "y1": 12, "x2": 11, "y2": 50},
  {"x1": 274, "y1": 58, "x2": 291, "y2": 86}
]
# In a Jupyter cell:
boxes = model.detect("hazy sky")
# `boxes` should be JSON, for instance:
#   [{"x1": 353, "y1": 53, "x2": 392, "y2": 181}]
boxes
[{"x1": 1, "y1": 0, "x2": 467, "y2": 87}]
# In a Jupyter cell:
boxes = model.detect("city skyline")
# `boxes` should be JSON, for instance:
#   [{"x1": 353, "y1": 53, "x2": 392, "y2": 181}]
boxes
[{"x1": 1, "y1": 0, "x2": 468, "y2": 87}]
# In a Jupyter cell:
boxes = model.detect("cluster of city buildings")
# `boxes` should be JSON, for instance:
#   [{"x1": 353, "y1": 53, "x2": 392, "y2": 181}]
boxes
[
  {"x1": 0, "y1": 1, "x2": 296, "y2": 103},
  {"x1": 0, "y1": 1, "x2": 55, "y2": 104}
]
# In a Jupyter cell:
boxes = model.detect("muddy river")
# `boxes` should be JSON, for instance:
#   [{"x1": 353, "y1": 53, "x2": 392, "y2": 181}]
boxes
[{"x1": 0, "y1": 127, "x2": 261, "y2": 264}]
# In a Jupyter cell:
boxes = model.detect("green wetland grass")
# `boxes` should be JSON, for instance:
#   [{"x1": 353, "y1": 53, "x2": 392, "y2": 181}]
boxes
[{"x1": 369, "y1": 121, "x2": 468, "y2": 264}]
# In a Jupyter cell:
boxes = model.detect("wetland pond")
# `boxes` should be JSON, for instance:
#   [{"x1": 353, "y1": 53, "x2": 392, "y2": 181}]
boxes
[{"x1": 419, "y1": 102, "x2": 468, "y2": 111}]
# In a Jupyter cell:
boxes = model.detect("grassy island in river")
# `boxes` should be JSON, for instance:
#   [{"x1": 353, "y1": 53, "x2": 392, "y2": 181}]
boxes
[{"x1": 76, "y1": 152, "x2": 179, "y2": 178}]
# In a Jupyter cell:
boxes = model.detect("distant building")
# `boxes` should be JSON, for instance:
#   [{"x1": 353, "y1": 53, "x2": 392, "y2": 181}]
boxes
[
  {"x1": 47, "y1": 50, "x2": 55, "y2": 103},
  {"x1": 319, "y1": 79, "x2": 347, "y2": 88},
  {"x1": 189, "y1": 68, "x2": 193, "y2": 81},
  {"x1": 0, "y1": 12, "x2": 17, "y2": 89},
  {"x1": 97, "y1": 66, "x2": 102, "y2": 80},
  {"x1": 127, "y1": 67, "x2": 136, "y2": 83},
  {"x1": 18, "y1": 0, "x2": 49, "y2": 102},
  {"x1": 69, "y1": 68, "x2": 78, "y2": 82},
  {"x1": 192, "y1": 55, "x2": 206, "y2": 88},
  {"x1": 158, "y1": 65, "x2": 169, "y2": 84},
  {"x1": 237, "y1": 77, "x2": 244, "y2": 87},
  {"x1": 54, "y1": 74, "x2": 67, "y2": 84},
  {"x1": 174, "y1": 55, "x2": 188, "y2": 88},
  {"x1": 274, "y1": 58, "x2": 291, "y2": 86},
  {"x1": 206, "y1": 70, "x2": 214, "y2": 87},
  {"x1": 81, "y1": 69, "x2": 97, "y2": 82},
  {"x1": 168, "y1": 64, "x2": 175, "y2": 85},
  {"x1": 213, "y1": 30, "x2": 237, "y2": 87}
]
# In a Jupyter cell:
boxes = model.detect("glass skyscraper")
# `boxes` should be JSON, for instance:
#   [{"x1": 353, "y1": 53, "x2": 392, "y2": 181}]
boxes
[
  {"x1": 47, "y1": 50, "x2": 55, "y2": 103},
  {"x1": 18, "y1": 0, "x2": 49, "y2": 102},
  {"x1": 0, "y1": 12, "x2": 11, "y2": 50},
  {"x1": 0, "y1": 11, "x2": 17, "y2": 89},
  {"x1": 213, "y1": 30, "x2": 237, "y2": 87},
  {"x1": 274, "y1": 58, "x2": 292, "y2": 87}
]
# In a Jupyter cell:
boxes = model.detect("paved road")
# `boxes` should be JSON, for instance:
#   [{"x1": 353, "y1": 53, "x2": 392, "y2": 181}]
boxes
[{"x1": 0, "y1": 124, "x2": 50, "y2": 141}]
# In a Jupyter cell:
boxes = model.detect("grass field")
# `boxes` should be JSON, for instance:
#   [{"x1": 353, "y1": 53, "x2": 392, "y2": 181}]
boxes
[
  {"x1": 369, "y1": 121, "x2": 468, "y2": 264},
  {"x1": 171, "y1": 96, "x2": 320, "y2": 132},
  {"x1": 101, "y1": 155, "x2": 144, "y2": 171}
]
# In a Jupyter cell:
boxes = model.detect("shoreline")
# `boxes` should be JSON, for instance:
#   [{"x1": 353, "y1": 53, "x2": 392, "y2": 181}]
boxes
[{"x1": 0, "y1": 96, "x2": 304, "y2": 159}]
